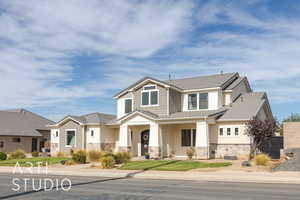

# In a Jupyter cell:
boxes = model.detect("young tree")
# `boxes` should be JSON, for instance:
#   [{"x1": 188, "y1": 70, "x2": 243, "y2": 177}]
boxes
[{"x1": 245, "y1": 118, "x2": 278, "y2": 159}]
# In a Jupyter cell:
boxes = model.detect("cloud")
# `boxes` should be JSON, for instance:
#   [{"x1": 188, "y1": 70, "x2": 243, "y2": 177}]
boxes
[{"x1": 0, "y1": 0, "x2": 194, "y2": 116}]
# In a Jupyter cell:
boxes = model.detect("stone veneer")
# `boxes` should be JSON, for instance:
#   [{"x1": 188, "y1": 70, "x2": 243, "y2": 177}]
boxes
[
  {"x1": 210, "y1": 143, "x2": 250, "y2": 159},
  {"x1": 195, "y1": 147, "x2": 210, "y2": 159},
  {"x1": 149, "y1": 147, "x2": 161, "y2": 158},
  {"x1": 100, "y1": 143, "x2": 115, "y2": 152},
  {"x1": 50, "y1": 143, "x2": 59, "y2": 156}
]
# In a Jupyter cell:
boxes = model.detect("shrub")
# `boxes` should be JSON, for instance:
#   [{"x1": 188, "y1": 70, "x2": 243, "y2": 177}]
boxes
[
  {"x1": 31, "y1": 152, "x2": 39, "y2": 157},
  {"x1": 8, "y1": 149, "x2": 26, "y2": 160},
  {"x1": 70, "y1": 149, "x2": 74, "y2": 156},
  {"x1": 114, "y1": 152, "x2": 131, "y2": 164},
  {"x1": 100, "y1": 156, "x2": 115, "y2": 169},
  {"x1": 88, "y1": 150, "x2": 103, "y2": 162},
  {"x1": 56, "y1": 152, "x2": 67, "y2": 158},
  {"x1": 64, "y1": 160, "x2": 76, "y2": 166},
  {"x1": 186, "y1": 147, "x2": 195, "y2": 160},
  {"x1": 254, "y1": 154, "x2": 271, "y2": 166},
  {"x1": 0, "y1": 152, "x2": 7, "y2": 160},
  {"x1": 72, "y1": 149, "x2": 87, "y2": 164}
]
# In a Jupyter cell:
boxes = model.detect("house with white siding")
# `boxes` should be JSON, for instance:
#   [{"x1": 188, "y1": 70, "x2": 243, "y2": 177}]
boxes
[{"x1": 49, "y1": 72, "x2": 273, "y2": 159}]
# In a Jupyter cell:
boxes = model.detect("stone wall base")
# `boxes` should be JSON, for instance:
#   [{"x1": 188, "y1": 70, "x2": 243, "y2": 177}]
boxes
[
  {"x1": 86, "y1": 143, "x2": 101, "y2": 151},
  {"x1": 50, "y1": 143, "x2": 59, "y2": 156},
  {"x1": 149, "y1": 146, "x2": 161, "y2": 158},
  {"x1": 100, "y1": 143, "x2": 115, "y2": 152},
  {"x1": 195, "y1": 147, "x2": 209, "y2": 159},
  {"x1": 210, "y1": 144, "x2": 250, "y2": 159},
  {"x1": 118, "y1": 146, "x2": 131, "y2": 152}
]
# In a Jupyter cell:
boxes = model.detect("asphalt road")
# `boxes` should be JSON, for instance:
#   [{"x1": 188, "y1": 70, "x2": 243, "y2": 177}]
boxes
[{"x1": 0, "y1": 173, "x2": 299, "y2": 200}]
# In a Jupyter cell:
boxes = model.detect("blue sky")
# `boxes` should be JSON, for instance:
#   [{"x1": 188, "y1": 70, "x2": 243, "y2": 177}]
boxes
[{"x1": 0, "y1": 0, "x2": 300, "y2": 121}]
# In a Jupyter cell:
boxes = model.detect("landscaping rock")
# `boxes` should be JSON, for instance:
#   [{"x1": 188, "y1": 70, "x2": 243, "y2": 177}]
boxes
[
  {"x1": 241, "y1": 161, "x2": 251, "y2": 167},
  {"x1": 275, "y1": 148, "x2": 300, "y2": 171},
  {"x1": 60, "y1": 160, "x2": 68, "y2": 165},
  {"x1": 224, "y1": 156, "x2": 238, "y2": 160}
]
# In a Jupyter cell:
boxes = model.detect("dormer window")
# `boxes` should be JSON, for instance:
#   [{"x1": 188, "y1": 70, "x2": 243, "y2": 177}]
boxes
[
  {"x1": 188, "y1": 94, "x2": 197, "y2": 110},
  {"x1": 199, "y1": 93, "x2": 208, "y2": 109},
  {"x1": 142, "y1": 85, "x2": 158, "y2": 106},
  {"x1": 187, "y1": 93, "x2": 209, "y2": 110}
]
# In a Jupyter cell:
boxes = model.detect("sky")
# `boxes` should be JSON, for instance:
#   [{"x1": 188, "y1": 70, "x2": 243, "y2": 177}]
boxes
[{"x1": 0, "y1": 0, "x2": 300, "y2": 122}]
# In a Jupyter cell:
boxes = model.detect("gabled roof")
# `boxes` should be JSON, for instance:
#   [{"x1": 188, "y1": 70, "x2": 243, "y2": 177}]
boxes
[
  {"x1": 166, "y1": 73, "x2": 238, "y2": 90},
  {"x1": 114, "y1": 72, "x2": 239, "y2": 98},
  {"x1": 0, "y1": 109, "x2": 54, "y2": 137},
  {"x1": 224, "y1": 76, "x2": 252, "y2": 92},
  {"x1": 53, "y1": 112, "x2": 116, "y2": 126},
  {"x1": 218, "y1": 92, "x2": 268, "y2": 121}
]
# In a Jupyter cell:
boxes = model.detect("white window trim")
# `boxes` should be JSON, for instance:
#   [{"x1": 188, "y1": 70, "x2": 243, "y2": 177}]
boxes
[
  {"x1": 141, "y1": 85, "x2": 159, "y2": 107},
  {"x1": 124, "y1": 98, "x2": 133, "y2": 114},
  {"x1": 187, "y1": 92, "x2": 209, "y2": 111},
  {"x1": 181, "y1": 129, "x2": 196, "y2": 147},
  {"x1": 219, "y1": 127, "x2": 241, "y2": 137},
  {"x1": 65, "y1": 129, "x2": 76, "y2": 148}
]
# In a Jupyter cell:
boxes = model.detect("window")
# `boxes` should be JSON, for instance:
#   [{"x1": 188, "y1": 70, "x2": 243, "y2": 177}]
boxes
[
  {"x1": 0, "y1": 141, "x2": 3, "y2": 148},
  {"x1": 199, "y1": 93, "x2": 208, "y2": 109},
  {"x1": 12, "y1": 138, "x2": 21, "y2": 143},
  {"x1": 91, "y1": 130, "x2": 94, "y2": 137},
  {"x1": 227, "y1": 128, "x2": 231, "y2": 136},
  {"x1": 235, "y1": 128, "x2": 239, "y2": 136},
  {"x1": 141, "y1": 85, "x2": 158, "y2": 106},
  {"x1": 144, "y1": 85, "x2": 156, "y2": 90},
  {"x1": 125, "y1": 99, "x2": 132, "y2": 114},
  {"x1": 181, "y1": 129, "x2": 196, "y2": 147},
  {"x1": 188, "y1": 94, "x2": 197, "y2": 110},
  {"x1": 56, "y1": 131, "x2": 59, "y2": 137},
  {"x1": 219, "y1": 128, "x2": 223, "y2": 136},
  {"x1": 66, "y1": 130, "x2": 75, "y2": 147},
  {"x1": 181, "y1": 129, "x2": 191, "y2": 146}
]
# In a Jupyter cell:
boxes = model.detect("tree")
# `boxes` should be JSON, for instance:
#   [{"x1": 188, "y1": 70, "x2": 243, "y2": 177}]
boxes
[
  {"x1": 283, "y1": 113, "x2": 300, "y2": 122},
  {"x1": 245, "y1": 118, "x2": 278, "y2": 159}
]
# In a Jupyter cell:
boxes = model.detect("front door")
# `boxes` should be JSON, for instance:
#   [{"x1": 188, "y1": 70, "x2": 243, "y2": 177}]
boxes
[
  {"x1": 141, "y1": 130, "x2": 149, "y2": 156},
  {"x1": 32, "y1": 138, "x2": 38, "y2": 152}
]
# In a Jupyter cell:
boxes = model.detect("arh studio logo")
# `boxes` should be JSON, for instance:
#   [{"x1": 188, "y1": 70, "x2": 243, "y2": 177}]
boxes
[{"x1": 11, "y1": 161, "x2": 72, "y2": 192}]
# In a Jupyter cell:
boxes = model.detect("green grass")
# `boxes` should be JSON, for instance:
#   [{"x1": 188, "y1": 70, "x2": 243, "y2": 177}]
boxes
[
  {"x1": 119, "y1": 160, "x2": 232, "y2": 171},
  {"x1": 0, "y1": 157, "x2": 69, "y2": 167}
]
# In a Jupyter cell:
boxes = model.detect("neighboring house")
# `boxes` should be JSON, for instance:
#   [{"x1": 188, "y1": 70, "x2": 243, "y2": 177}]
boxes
[
  {"x1": 50, "y1": 72, "x2": 273, "y2": 159},
  {"x1": 0, "y1": 109, "x2": 53, "y2": 153},
  {"x1": 283, "y1": 122, "x2": 300, "y2": 149}
]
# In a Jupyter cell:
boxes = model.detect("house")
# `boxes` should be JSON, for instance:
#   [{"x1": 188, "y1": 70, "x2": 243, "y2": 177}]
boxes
[
  {"x1": 49, "y1": 72, "x2": 273, "y2": 159},
  {"x1": 0, "y1": 109, "x2": 53, "y2": 153}
]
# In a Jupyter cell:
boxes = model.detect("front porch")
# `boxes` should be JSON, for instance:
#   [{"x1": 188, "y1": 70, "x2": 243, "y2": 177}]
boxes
[{"x1": 117, "y1": 114, "x2": 212, "y2": 159}]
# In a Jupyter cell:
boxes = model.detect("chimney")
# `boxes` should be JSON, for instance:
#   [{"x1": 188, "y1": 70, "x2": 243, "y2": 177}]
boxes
[{"x1": 220, "y1": 70, "x2": 224, "y2": 75}]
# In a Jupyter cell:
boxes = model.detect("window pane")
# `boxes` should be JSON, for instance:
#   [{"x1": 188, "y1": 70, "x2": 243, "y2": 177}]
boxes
[
  {"x1": 219, "y1": 128, "x2": 223, "y2": 136},
  {"x1": 142, "y1": 92, "x2": 149, "y2": 105},
  {"x1": 181, "y1": 129, "x2": 191, "y2": 146},
  {"x1": 12, "y1": 138, "x2": 21, "y2": 143},
  {"x1": 188, "y1": 94, "x2": 197, "y2": 110},
  {"x1": 227, "y1": 128, "x2": 231, "y2": 136},
  {"x1": 67, "y1": 131, "x2": 75, "y2": 146},
  {"x1": 144, "y1": 85, "x2": 156, "y2": 90},
  {"x1": 150, "y1": 91, "x2": 158, "y2": 105},
  {"x1": 56, "y1": 131, "x2": 59, "y2": 137},
  {"x1": 199, "y1": 93, "x2": 208, "y2": 109},
  {"x1": 235, "y1": 128, "x2": 239, "y2": 136},
  {"x1": 192, "y1": 129, "x2": 196, "y2": 146},
  {"x1": 125, "y1": 99, "x2": 132, "y2": 113},
  {"x1": 0, "y1": 141, "x2": 3, "y2": 148}
]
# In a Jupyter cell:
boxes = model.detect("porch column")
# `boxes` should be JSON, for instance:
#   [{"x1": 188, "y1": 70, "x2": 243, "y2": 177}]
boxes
[
  {"x1": 118, "y1": 124, "x2": 131, "y2": 152},
  {"x1": 149, "y1": 122, "x2": 161, "y2": 158},
  {"x1": 195, "y1": 121, "x2": 210, "y2": 159}
]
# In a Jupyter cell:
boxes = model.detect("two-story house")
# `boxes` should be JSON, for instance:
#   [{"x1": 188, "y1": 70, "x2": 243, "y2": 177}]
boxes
[{"x1": 49, "y1": 72, "x2": 273, "y2": 159}]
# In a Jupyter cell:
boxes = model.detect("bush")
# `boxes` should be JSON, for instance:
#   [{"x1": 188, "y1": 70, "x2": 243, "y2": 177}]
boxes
[
  {"x1": 115, "y1": 152, "x2": 131, "y2": 164},
  {"x1": 88, "y1": 150, "x2": 103, "y2": 162},
  {"x1": 186, "y1": 148, "x2": 195, "y2": 160},
  {"x1": 100, "y1": 156, "x2": 115, "y2": 169},
  {"x1": 64, "y1": 160, "x2": 76, "y2": 166},
  {"x1": 8, "y1": 149, "x2": 26, "y2": 160},
  {"x1": 72, "y1": 149, "x2": 87, "y2": 164},
  {"x1": 254, "y1": 154, "x2": 271, "y2": 166},
  {"x1": 31, "y1": 152, "x2": 39, "y2": 157},
  {"x1": 0, "y1": 152, "x2": 7, "y2": 160},
  {"x1": 56, "y1": 152, "x2": 67, "y2": 158}
]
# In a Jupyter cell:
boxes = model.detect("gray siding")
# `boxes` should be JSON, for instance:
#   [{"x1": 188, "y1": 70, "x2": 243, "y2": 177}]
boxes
[
  {"x1": 133, "y1": 83, "x2": 168, "y2": 116},
  {"x1": 59, "y1": 120, "x2": 85, "y2": 154},
  {"x1": 231, "y1": 80, "x2": 249, "y2": 101},
  {"x1": 169, "y1": 88, "x2": 181, "y2": 114}
]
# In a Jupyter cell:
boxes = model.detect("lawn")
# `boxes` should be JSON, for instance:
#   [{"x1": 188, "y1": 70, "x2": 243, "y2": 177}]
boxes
[
  {"x1": 0, "y1": 157, "x2": 69, "y2": 167},
  {"x1": 119, "y1": 160, "x2": 232, "y2": 171}
]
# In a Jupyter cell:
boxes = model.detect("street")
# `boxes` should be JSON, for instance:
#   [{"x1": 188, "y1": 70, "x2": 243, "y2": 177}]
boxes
[{"x1": 0, "y1": 173, "x2": 299, "y2": 200}]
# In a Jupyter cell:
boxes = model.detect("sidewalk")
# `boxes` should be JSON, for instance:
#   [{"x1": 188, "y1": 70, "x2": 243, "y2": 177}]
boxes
[{"x1": 1, "y1": 165, "x2": 300, "y2": 184}]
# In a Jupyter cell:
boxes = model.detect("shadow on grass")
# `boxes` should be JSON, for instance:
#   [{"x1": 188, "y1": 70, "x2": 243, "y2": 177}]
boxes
[{"x1": 0, "y1": 160, "x2": 180, "y2": 199}]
